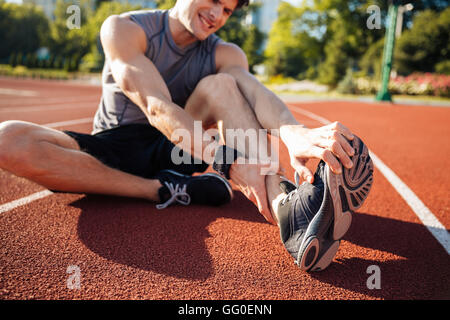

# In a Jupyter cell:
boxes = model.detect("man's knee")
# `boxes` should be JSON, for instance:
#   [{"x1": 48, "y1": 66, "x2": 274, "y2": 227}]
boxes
[
  {"x1": 0, "y1": 121, "x2": 43, "y2": 173},
  {"x1": 196, "y1": 73, "x2": 240, "y2": 104},
  {"x1": 186, "y1": 73, "x2": 243, "y2": 125}
]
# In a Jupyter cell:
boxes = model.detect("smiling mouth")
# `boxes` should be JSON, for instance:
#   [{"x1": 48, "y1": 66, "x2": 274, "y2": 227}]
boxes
[{"x1": 199, "y1": 14, "x2": 214, "y2": 29}]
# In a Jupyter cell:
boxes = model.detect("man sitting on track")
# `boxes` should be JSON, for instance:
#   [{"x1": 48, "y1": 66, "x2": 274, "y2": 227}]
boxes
[{"x1": 0, "y1": 0, "x2": 373, "y2": 271}]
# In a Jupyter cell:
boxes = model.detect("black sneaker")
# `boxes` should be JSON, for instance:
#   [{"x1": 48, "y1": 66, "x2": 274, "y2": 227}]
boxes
[
  {"x1": 155, "y1": 170, "x2": 233, "y2": 209},
  {"x1": 277, "y1": 135, "x2": 374, "y2": 271}
]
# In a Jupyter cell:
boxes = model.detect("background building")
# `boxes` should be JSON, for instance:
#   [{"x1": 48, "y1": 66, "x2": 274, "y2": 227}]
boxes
[{"x1": 247, "y1": 0, "x2": 281, "y2": 35}]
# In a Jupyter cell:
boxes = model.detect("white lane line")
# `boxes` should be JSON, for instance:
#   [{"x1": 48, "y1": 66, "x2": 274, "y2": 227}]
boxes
[
  {"x1": 290, "y1": 104, "x2": 450, "y2": 255},
  {"x1": 43, "y1": 117, "x2": 93, "y2": 128},
  {"x1": 0, "y1": 102, "x2": 96, "y2": 113},
  {"x1": 0, "y1": 88, "x2": 39, "y2": 97},
  {"x1": 369, "y1": 152, "x2": 450, "y2": 255},
  {"x1": 0, "y1": 95, "x2": 99, "y2": 107},
  {"x1": 0, "y1": 117, "x2": 93, "y2": 213},
  {"x1": 0, "y1": 190, "x2": 53, "y2": 214}
]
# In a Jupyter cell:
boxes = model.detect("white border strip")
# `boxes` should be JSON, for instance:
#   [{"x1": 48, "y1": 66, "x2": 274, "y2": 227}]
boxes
[
  {"x1": 290, "y1": 104, "x2": 450, "y2": 254},
  {"x1": 0, "y1": 190, "x2": 53, "y2": 214},
  {"x1": 43, "y1": 117, "x2": 93, "y2": 128},
  {"x1": 0, "y1": 102, "x2": 96, "y2": 113},
  {"x1": 0, "y1": 88, "x2": 38, "y2": 97}
]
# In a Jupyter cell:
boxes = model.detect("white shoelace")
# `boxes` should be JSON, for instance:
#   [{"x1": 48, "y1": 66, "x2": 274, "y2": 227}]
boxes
[{"x1": 156, "y1": 182, "x2": 191, "y2": 209}]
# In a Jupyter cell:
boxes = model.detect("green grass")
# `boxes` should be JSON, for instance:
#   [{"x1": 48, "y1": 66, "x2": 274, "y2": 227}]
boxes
[
  {"x1": 0, "y1": 64, "x2": 100, "y2": 81},
  {"x1": 261, "y1": 75, "x2": 450, "y2": 104}
]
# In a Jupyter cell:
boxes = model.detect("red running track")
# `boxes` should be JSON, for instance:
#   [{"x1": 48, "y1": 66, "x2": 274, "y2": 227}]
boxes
[{"x1": 0, "y1": 77, "x2": 449, "y2": 300}]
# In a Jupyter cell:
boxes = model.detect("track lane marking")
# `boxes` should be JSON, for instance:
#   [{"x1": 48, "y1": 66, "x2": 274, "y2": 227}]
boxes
[
  {"x1": 43, "y1": 117, "x2": 93, "y2": 128},
  {"x1": 0, "y1": 190, "x2": 53, "y2": 214},
  {"x1": 0, "y1": 102, "x2": 97, "y2": 113},
  {"x1": 0, "y1": 95, "x2": 99, "y2": 107},
  {"x1": 290, "y1": 104, "x2": 450, "y2": 255},
  {"x1": 0, "y1": 88, "x2": 39, "y2": 97}
]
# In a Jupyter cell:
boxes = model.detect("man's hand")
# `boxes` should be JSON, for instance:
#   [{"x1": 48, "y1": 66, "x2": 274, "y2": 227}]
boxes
[
  {"x1": 280, "y1": 122, "x2": 355, "y2": 183},
  {"x1": 229, "y1": 158, "x2": 276, "y2": 225}
]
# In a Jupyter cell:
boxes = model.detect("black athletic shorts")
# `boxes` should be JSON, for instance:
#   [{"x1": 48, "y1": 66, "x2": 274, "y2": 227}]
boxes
[{"x1": 64, "y1": 124, "x2": 209, "y2": 178}]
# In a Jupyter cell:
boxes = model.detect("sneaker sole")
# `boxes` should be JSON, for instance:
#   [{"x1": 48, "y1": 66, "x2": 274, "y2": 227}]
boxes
[
  {"x1": 297, "y1": 235, "x2": 340, "y2": 272},
  {"x1": 327, "y1": 135, "x2": 374, "y2": 240},
  {"x1": 296, "y1": 135, "x2": 373, "y2": 272}
]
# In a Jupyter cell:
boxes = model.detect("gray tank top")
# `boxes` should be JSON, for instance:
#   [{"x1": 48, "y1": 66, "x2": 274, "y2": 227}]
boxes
[{"x1": 92, "y1": 9, "x2": 222, "y2": 134}]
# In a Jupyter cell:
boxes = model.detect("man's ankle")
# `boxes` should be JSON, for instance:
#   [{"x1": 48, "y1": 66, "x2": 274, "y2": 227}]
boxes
[{"x1": 147, "y1": 179, "x2": 163, "y2": 201}]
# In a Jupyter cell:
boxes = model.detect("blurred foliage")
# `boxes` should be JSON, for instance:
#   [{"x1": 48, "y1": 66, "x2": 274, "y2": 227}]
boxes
[
  {"x1": 1, "y1": 0, "x2": 448, "y2": 93},
  {"x1": 265, "y1": 0, "x2": 449, "y2": 87},
  {"x1": 0, "y1": 1, "x2": 49, "y2": 62},
  {"x1": 265, "y1": 0, "x2": 386, "y2": 86},
  {"x1": 265, "y1": 2, "x2": 321, "y2": 78},
  {"x1": 0, "y1": 0, "x2": 263, "y2": 73},
  {"x1": 78, "y1": 1, "x2": 140, "y2": 71},
  {"x1": 435, "y1": 60, "x2": 450, "y2": 75},
  {"x1": 0, "y1": 0, "x2": 138, "y2": 71},
  {"x1": 395, "y1": 8, "x2": 450, "y2": 75},
  {"x1": 155, "y1": 0, "x2": 175, "y2": 10}
]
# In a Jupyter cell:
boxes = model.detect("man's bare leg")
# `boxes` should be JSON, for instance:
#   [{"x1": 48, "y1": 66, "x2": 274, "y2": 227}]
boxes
[
  {"x1": 185, "y1": 74, "x2": 289, "y2": 224},
  {"x1": 0, "y1": 121, "x2": 161, "y2": 201}
]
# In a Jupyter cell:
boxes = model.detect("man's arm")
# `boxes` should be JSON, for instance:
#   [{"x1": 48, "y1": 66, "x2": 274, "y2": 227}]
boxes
[
  {"x1": 100, "y1": 14, "x2": 218, "y2": 161},
  {"x1": 216, "y1": 43, "x2": 355, "y2": 182}
]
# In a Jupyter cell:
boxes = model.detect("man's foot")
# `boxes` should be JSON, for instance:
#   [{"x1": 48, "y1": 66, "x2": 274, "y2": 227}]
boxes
[
  {"x1": 277, "y1": 135, "x2": 374, "y2": 272},
  {"x1": 155, "y1": 170, "x2": 233, "y2": 209}
]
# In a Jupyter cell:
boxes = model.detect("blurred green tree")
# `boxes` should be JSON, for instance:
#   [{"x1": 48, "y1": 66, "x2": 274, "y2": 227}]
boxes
[
  {"x1": 47, "y1": 0, "x2": 94, "y2": 68},
  {"x1": 79, "y1": 1, "x2": 140, "y2": 72},
  {"x1": 0, "y1": 1, "x2": 49, "y2": 62},
  {"x1": 156, "y1": 0, "x2": 175, "y2": 10},
  {"x1": 264, "y1": 2, "x2": 309, "y2": 78},
  {"x1": 312, "y1": 1, "x2": 385, "y2": 85},
  {"x1": 265, "y1": 0, "x2": 387, "y2": 85},
  {"x1": 395, "y1": 8, "x2": 450, "y2": 75}
]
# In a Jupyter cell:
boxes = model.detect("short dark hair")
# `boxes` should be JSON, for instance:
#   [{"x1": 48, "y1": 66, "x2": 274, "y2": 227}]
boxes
[{"x1": 236, "y1": 0, "x2": 249, "y2": 10}]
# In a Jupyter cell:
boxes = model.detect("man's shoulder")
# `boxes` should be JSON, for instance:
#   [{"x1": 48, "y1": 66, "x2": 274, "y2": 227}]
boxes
[
  {"x1": 121, "y1": 9, "x2": 167, "y2": 38},
  {"x1": 121, "y1": 8, "x2": 165, "y2": 20},
  {"x1": 215, "y1": 41, "x2": 248, "y2": 72}
]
